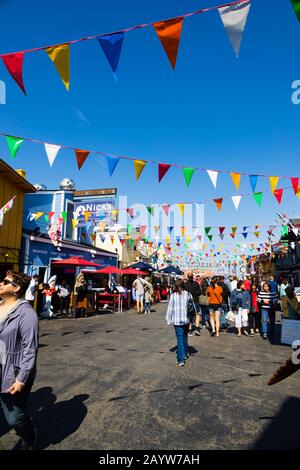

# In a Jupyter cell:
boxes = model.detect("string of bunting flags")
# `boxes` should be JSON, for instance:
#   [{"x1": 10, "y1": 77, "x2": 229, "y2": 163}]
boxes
[
  {"x1": 0, "y1": 196, "x2": 16, "y2": 226},
  {"x1": 2, "y1": 132, "x2": 300, "y2": 206},
  {"x1": 0, "y1": 0, "x2": 251, "y2": 95}
]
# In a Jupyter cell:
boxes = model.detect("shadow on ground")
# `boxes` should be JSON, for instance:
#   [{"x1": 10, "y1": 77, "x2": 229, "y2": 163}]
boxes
[
  {"x1": 0, "y1": 387, "x2": 89, "y2": 450},
  {"x1": 251, "y1": 396, "x2": 300, "y2": 450}
]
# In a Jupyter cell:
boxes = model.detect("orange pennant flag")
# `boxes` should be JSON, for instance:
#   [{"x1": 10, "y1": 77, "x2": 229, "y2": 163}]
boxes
[
  {"x1": 84, "y1": 211, "x2": 91, "y2": 222},
  {"x1": 153, "y1": 17, "x2": 183, "y2": 69},
  {"x1": 134, "y1": 160, "x2": 146, "y2": 180},
  {"x1": 269, "y1": 176, "x2": 279, "y2": 193},
  {"x1": 213, "y1": 198, "x2": 223, "y2": 211},
  {"x1": 230, "y1": 172, "x2": 241, "y2": 191},
  {"x1": 75, "y1": 149, "x2": 90, "y2": 170},
  {"x1": 181, "y1": 227, "x2": 186, "y2": 236},
  {"x1": 45, "y1": 44, "x2": 70, "y2": 90}
]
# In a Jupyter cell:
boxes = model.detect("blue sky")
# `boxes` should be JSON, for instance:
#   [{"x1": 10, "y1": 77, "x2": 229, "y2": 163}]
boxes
[{"x1": 0, "y1": 0, "x2": 300, "y2": 249}]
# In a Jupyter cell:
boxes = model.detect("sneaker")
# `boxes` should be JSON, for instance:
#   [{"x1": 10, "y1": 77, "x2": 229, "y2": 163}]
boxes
[
  {"x1": 178, "y1": 362, "x2": 185, "y2": 367},
  {"x1": 211, "y1": 331, "x2": 216, "y2": 337},
  {"x1": 184, "y1": 353, "x2": 190, "y2": 360},
  {"x1": 250, "y1": 332, "x2": 254, "y2": 337},
  {"x1": 20, "y1": 428, "x2": 38, "y2": 450},
  {"x1": 255, "y1": 329, "x2": 260, "y2": 334},
  {"x1": 243, "y1": 330, "x2": 249, "y2": 336},
  {"x1": 194, "y1": 329, "x2": 201, "y2": 336},
  {"x1": 263, "y1": 334, "x2": 267, "y2": 340},
  {"x1": 188, "y1": 331, "x2": 193, "y2": 337}
]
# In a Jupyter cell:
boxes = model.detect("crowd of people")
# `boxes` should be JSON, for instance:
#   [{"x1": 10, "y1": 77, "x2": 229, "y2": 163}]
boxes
[{"x1": 166, "y1": 271, "x2": 300, "y2": 367}]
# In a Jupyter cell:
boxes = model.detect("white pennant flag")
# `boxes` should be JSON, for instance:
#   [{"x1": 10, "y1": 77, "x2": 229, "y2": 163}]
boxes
[
  {"x1": 218, "y1": 0, "x2": 251, "y2": 57},
  {"x1": 44, "y1": 143, "x2": 61, "y2": 167},
  {"x1": 292, "y1": 228, "x2": 299, "y2": 237},
  {"x1": 231, "y1": 195, "x2": 242, "y2": 210},
  {"x1": 207, "y1": 170, "x2": 218, "y2": 188}
]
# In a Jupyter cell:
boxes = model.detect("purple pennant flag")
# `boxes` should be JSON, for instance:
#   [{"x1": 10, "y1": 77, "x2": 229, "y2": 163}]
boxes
[{"x1": 97, "y1": 32, "x2": 124, "y2": 73}]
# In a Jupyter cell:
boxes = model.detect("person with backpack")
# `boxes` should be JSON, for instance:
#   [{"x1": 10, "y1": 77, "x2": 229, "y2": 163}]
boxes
[
  {"x1": 132, "y1": 275, "x2": 147, "y2": 314},
  {"x1": 207, "y1": 277, "x2": 223, "y2": 337},
  {"x1": 166, "y1": 279, "x2": 193, "y2": 367},
  {"x1": 184, "y1": 270, "x2": 202, "y2": 336}
]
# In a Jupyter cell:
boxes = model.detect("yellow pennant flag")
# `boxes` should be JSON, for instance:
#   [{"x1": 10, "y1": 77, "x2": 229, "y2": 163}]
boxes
[
  {"x1": 202, "y1": 244, "x2": 206, "y2": 250},
  {"x1": 99, "y1": 221, "x2": 107, "y2": 232},
  {"x1": 46, "y1": 44, "x2": 70, "y2": 91},
  {"x1": 269, "y1": 176, "x2": 279, "y2": 193},
  {"x1": 111, "y1": 209, "x2": 119, "y2": 220},
  {"x1": 72, "y1": 219, "x2": 79, "y2": 229},
  {"x1": 177, "y1": 203, "x2": 185, "y2": 217},
  {"x1": 134, "y1": 160, "x2": 147, "y2": 180},
  {"x1": 166, "y1": 236, "x2": 170, "y2": 244},
  {"x1": 230, "y1": 172, "x2": 241, "y2": 191},
  {"x1": 34, "y1": 212, "x2": 44, "y2": 220},
  {"x1": 84, "y1": 211, "x2": 91, "y2": 222},
  {"x1": 296, "y1": 187, "x2": 300, "y2": 199},
  {"x1": 186, "y1": 236, "x2": 191, "y2": 243},
  {"x1": 110, "y1": 235, "x2": 115, "y2": 244}
]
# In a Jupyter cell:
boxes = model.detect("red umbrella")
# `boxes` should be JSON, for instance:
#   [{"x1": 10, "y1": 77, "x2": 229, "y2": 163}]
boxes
[
  {"x1": 51, "y1": 256, "x2": 101, "y2": 267},
  {"x1": 82, "y1": 267, "x2": 123, "y2": 274},
  {"x1": 122, "y1": 268, "x2": 148, "y2": 275}
]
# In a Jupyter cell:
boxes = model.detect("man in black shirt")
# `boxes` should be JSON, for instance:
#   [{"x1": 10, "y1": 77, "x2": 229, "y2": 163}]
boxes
[{"x1": 184, "y1": 271, "x2": 202, "y2": 336}]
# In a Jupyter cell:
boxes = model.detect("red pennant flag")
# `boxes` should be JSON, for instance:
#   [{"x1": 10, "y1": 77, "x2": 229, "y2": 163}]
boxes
[
  {"x1": 153, "y1": 17, "x2": 183, "y2": 69},
  {"x1": 291, "y1": 178, "x2": 299, "y2": 194},
  {"x1": 2, "y1": 52, "x2": 26, "y2": 94},
  {"x1": 158, "y1": 163, "x2": 171, "y2": 182},
  {"x1": 48, "y1": 212, "x2": 55, "y2": 220},
  {"x1": 126, "y1": 208, "x2": 134, "y2": 218},
  {"x1": 274, "y1": 188, "x2": 283, "y2": 205},
  {"x1": 75, "y1": 149, "x2": 89, "y2": 170},
  {"x1": 120, "y1": 239, "x2": 125, "y2": 246},
  {"x1": 162, "y1": 204, "x2": 170, "y2": 216}
]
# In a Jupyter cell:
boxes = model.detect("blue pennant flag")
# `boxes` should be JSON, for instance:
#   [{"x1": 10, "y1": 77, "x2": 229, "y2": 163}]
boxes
[
  {"x1": 106, "y1": 156, "x2": 120, "y2": 177},
  {"x1": 243, "y1": 226, "x2": 249, "y2": 232},
  {"x1": 167, "y1": 226, "x2": 174, "y2": 235},
  {"x1": 97, "y1": 32, "x2": 124, "y2": 73},
  {"x1": 249, "y1": 175, "x2": 258, "y2": 193},
  {"x1": 242, "y1": 233, "x2": 248, "y2": 239}
]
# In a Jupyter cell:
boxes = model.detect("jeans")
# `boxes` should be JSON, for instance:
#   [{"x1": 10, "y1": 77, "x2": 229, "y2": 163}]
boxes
[
  {"x1": 174, "y1": 324, "x2": 189, "y2": 364},
  {"x1": 261, "y1": 308, "x2": 275, "y2": 336},
  {"x1": 144, "y1": 302, "x2": 151, "y2": 313},
  {"x1": 0, "y1": 380, "x2": 35, "y2": 445},
  {"x1": 201, "y1": 305, "x2": 210, "y2": 326}
]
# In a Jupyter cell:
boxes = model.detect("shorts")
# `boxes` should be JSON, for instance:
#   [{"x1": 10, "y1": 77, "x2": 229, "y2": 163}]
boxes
[
  {"x1": 209, "y1": 304, "x2": 221, "y2": 314},
  {"x1": 194, "y1": 302, "x2": 201, "y2": 315},
  {"x1": 136, "y1": 293, "x2": 144, "y2": 302}
]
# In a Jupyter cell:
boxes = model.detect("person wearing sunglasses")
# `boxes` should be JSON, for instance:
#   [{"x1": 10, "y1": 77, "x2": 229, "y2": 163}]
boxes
[{"x1": 0, "y1": 271, "x2": 39, "y2": 450}]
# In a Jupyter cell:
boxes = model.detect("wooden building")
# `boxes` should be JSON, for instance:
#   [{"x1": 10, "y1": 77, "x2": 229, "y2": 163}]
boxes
[{"x1": 0, "y1": 159, "x2": 36, "y2": 277}]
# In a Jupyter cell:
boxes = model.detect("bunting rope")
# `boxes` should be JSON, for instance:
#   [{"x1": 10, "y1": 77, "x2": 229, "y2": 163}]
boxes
[{"x1": 1, "y1": 0, "x2": 246, "y2": 56}]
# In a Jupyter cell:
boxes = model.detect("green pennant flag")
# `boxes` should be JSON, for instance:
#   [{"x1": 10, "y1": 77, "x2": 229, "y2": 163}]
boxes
[
  {"x1": 144, "y1": 237, "x2": 150, "y2": 243},
  {"x1": 44, "y1": 215, "x2": 49, "y2": 223},
  {"x1": 129, "y1": 239, "x2": 135, "y2": 247},
  {"x1": 253, "y1": 192, "x2": 263, "y2": 208},
  {"x1": 6, "y1": 136, "x2": 24, "y2": 159},
  {"x1": 183, "y1": 167, "x2": 195, "y2": 187},
  {"x1": 291, "y1": 0, "x2": 300, "y2": 21},
  {"x1": 207, "y1": 235, "x2": 213, "y2": 242},
  {"x1": 205, "y1": 227, "x2": 212, "y2": 235},
  {"x1": 281, "y1": 226, "x2": 288, "y2": 237},
  {"x1": 61, "y1": 211, "x2": 67, "y2": 221},
  {"x1": 147, "y1": 206, "x2": 154, "y2": 216},
  {"x1": 127, "y1": 224, "x2": 133, "y2": 235}
]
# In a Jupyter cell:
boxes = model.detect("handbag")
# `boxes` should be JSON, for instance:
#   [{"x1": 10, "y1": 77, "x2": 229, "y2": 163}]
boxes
[
  {"x1": 187, "y1": 295, "x2": 197, "y2": 322},
  {"x1": 199, "y1": 294, "x2": 209, "y2": 306},
  {"x1": 225, "y1": 310, "x2": 235, "y2": 323}
]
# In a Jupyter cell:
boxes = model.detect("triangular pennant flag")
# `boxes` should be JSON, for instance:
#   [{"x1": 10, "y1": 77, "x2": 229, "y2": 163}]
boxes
[
  {"x1": 207, "y1": 170, "x2": 218, "y2": 188},
  {"x1": 45, "y1": 44, "x2": 70, "y2": 90},
  {"x1": 231, "y1": 195, "x2": 242, "y2": 210},
  {"x1": 230, "y1": 233, "x2": 236, "y2": 239},
  {"x1": 181, "y1": 227, "x2": 186, "y2": 236},
  {"x1": 281, "y1": 226, "x2": 288, "y2": 237},
  {"x1": 167, "y1": 226, "x2": 174, "y2": 235},
  {"x1": 232, "y1": 227, "x2": 237, "y2": 233},
  {"x1": 186, "y1": 236, "x2": 191, "y2": 243},
  {"x1": 176, "y1": 237, "x2": 181, "y2": 243},
  {"x1": 2, "y1": 52, "x2": 26, "y2": 94},
  {"x1": 207, "y1": 235, "x2": 213, "y2": 242},
  {"x1": 48, "y1": 212, "x2": 55, "y2": 220},
  {"x1": 134, "y1": 160, "x2": 146, "y2": 180},
  {"x1": 106, "y1": 156, "x2": 120, "y2": 177},
  {"x1": 255, "y1": 225, "x2": 260, "y2": 230},
  {"x1": 254, "y1": 232, "x2": 260, "y2": 238},
  {"x1": 182, "y1": 167, "x2": 195, "y2": 187},
  {"x1": 214, "y1": 198, "x2": 223, "y2": 211},
  {"x1": 120, "y1": 239, "x2": 125, "y2": 246},
  {"x1": 61, "y1": 211, "x2": 67, "y2": 222},
  {"x1": 162, "y1": 204, "x2": 170, "y2": 216},
  {"x1": 197, "y1": 235, "x2": 202, "y2": 242},
  {"x1": 140, "y1": 225, "x2": 147, "y2": 235},
  {"x1": 154, "y1": 225, "x2": 160, "y2": 234},
  {"x1": 99, "y1": 221, "x2": 107, "y2": 232},
  {"x1": 127, "y1": 224, "x2": 133, "y2": 235},
  {"x1": 158, "y1": 163, "x2": 171, "y2": 183},
  {"x1": 126, "y1": 208, "x2": 134, "y2": 218},
  {"x1": 249, "y1": 175, "x2": 258, "y2": 193},
  {"x1": 147, "y1": 206, "x2": 154, "y2": 216},
  {"x1": 243, "y1": 226, "x2": 249, "y2": 232},
  {"x1": 253, "y1": 192, "x2": 263, "y2": 207},
  {"x1": 44, "y1": 143, "x2": 61, "y2": 167},
  {"x1": 291, "y1": 177, "x2": 299, "y2": 194},
  {"x1": 218, "y1": 0, "x2": 251, "y2": 57},
  {"x1": 292, "y1": 228, "x2": 299, "y2": 237},
  {"x1": 242, "y1": 232, "x2": 248, "y2": 239},
  {"x1": 111, "y1": 209, "x2": 119, "y2": 220},
  {"x1": 110, "y1": 235, "x2": 115, "y2": 244},
  {"x1": 219, "y1": 234, "x2": 225, "y2": 240},
  {"x1": 296, "y1": 187, "x2": 300, "y2": 199},
  {"x1": 34, "y1": 212, "x2": 44, "y2": 221},
  {"x1": 274, "y1": 188, "x2": 283, "y2": 205},
  {"x1": 177, "y1": 204, "x2": 185, "y2": 217},
  {"x1": 129, "y1": 239, "x2": 135, "y2": 247},
  {"x1": 269, "y1": 176, "x2": 279, "y2": 193},
  {"x1": 205, "y1": 227, "x2": 211, "y2": 235},
  {"x1": 219, "y1": 227, "x2": 225, "y2": 235},
  {"x1": 75, "y1": 149, "x2": 90, "y2": 170},
  {"x1": 153, "y1": 17, "x2": 183, "y2": 69},
  {"x1": 6, "y1": 136, "x2": 24, "y2": 159},
  {"x1": 97, "y1": 32, "x2": 124, "y2": 73},
  {"x1": 291, "y1": 0, "x2": 300, "y2": 22},
  {"x1": 84, "y1": 211, "x2": 91, "y2": 222},
  {"x1": 230, "y1": 172, "x2": 241, "y2": 190},
  {"x1": 72, "y1": 219, "x2": 79, "y2": 229}
]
